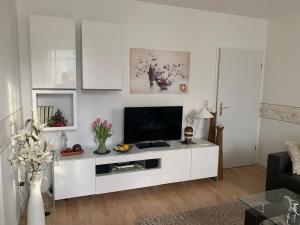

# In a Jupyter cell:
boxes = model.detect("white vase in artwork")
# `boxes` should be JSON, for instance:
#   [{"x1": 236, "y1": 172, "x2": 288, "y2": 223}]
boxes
[{"x1": 27, "y1": 175, "x2": 45, "y2": 225}]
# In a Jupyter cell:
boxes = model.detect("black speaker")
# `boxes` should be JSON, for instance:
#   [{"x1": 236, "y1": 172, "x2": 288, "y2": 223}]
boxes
[{"x1": 145, "y1": 159, "x2": 159, "y2": 169}]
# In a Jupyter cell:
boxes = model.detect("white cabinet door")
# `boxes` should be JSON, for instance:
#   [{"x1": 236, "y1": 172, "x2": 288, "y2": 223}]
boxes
[
  {"x1": 54, "y1": 158, "x2": 95, "y2": 200},
  {"x1": 82, "y1": 20, "x2": 122, "y2": 90},
  {"x1": 30, "y1": 15, "x2": 76, "y2": 89},
  {"x1": 96, "y1": 169, "x2": 160, "y2": 194},
  {"x1": 191, "y1": 146, "x2": 219, "y2": 180},
  {"x1": 160, "y1": 149, "x2": 191, "y2": 183}
]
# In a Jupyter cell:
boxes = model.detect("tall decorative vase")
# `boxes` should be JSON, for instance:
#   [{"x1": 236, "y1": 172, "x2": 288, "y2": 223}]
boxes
[
  {"x1": 27, "y1": 177, "x2": 45, "y2": 225},
  {"x1": 184, "y1": 126, "x2": 193, "y2": 145}
]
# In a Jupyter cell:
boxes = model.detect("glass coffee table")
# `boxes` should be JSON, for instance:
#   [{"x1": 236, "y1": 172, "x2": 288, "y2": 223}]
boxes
[{"x1": 238, "y1": 188, "x2": 300, "y2": 225}]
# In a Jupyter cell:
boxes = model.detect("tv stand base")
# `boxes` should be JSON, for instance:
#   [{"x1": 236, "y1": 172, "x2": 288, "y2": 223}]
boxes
[{"x1": 53, "y1": 140, "x2": 219, "y2": 200}]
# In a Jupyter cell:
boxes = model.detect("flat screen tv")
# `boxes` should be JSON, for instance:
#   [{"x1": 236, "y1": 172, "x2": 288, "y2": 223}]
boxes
[{"x1": 124, "y1": 106, "x2": 183, "y2": 144}]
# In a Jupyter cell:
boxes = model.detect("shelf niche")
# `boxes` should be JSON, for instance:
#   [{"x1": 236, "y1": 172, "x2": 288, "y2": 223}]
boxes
[
  {"x1": 32, "y1": 90, "x2": 77, "y2": 131},
  {"x1": 95, "y1": 158, "x2": 161, "y2": 176}
]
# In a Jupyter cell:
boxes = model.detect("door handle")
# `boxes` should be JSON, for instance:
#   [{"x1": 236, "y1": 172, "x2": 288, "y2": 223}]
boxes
[{"x1": 220, "y1": 102, "x2": 230, "y2": 116}]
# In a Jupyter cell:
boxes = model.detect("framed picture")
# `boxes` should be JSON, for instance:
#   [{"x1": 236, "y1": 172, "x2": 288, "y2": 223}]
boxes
[{"x1": 130, "y1": 48, "x2": 190, "y2": 94}]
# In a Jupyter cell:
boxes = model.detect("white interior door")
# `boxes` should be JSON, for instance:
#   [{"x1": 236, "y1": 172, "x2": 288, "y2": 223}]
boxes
[{"x1": 217, "y1": 48, "x2": 263, "y2": 168}]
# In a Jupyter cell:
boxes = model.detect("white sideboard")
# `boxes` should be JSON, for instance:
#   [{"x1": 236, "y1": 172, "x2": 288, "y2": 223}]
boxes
[
  {"x1": 53, "y1": 140, "x2": 219, "y2": 200},
  {"x1": 30, "y1": 15, "x2": 76, "y2": 89},
  {"x1": 82, "y1": 20, "x2": 122, "y2": 90}
]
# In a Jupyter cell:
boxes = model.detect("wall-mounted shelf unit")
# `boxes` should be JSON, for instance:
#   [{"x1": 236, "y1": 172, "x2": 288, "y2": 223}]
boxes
[
  {"x1": 82, "y1": 20, "x2": 122, "y2": 90},
  {"x1": 32, "y1": 90, "x2": 77, "y2": 131},
  {"x1": 30, "y1": 15, "x2": 77, "y2": 89}
]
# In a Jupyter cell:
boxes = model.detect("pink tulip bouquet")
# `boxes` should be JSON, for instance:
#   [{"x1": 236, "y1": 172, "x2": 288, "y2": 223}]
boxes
[{"x1": 92, "y1": 118, "x2": 112, "y2": 154}]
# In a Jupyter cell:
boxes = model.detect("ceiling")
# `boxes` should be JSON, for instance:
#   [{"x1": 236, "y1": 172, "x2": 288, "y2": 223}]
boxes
[{"x1": 135, "y1": 0, "x2": 300, "y2": 19}]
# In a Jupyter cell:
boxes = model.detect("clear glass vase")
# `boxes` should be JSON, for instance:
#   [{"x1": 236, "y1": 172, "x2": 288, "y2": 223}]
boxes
[
  {"x1": 94, "y1": 138, "x2": 110, "y2": 155},
  {"x1": 97, "y1": 138, "x2": 107, "y2": 154}
]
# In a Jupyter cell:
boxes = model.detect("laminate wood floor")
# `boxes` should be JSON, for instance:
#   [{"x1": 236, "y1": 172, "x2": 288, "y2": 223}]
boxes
[{"x1": 20, "y1": 165, "x2": 266, "y2": 225}]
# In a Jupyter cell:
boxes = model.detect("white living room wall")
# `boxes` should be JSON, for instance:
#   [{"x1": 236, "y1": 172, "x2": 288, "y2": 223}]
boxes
[
  {"x1": 257, "y1": 11, "x2": 300, "y2": 166},
  {"x1": 0, "y1": 0, "x2": 23, "y2": 224},
  {"x1": 16, "y1": 0, "x2": 267, "y2": 150}
]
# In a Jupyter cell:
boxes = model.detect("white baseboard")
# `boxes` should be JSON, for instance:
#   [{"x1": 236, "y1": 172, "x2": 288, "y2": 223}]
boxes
[{"x1": 255, "y1": 159, "x2": 267, "y2": 168}]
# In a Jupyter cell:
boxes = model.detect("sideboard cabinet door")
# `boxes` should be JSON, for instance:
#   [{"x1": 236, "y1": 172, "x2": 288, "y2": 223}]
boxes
[
  {"x1": 54, "y1": 158, "x2": 95, "y2": 200},
  {"x1": 82, "y1": 20, "x2": 122, "y2": 90},
  {"x1": 191, "y1": 146, "x2": 219, "y2": 180},
  {"x1": 30, "y1": 15, "x2": 76, "y2": 89}
]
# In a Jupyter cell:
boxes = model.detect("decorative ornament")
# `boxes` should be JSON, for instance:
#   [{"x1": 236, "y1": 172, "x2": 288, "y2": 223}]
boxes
[{"x1": 47, "y1": 109, "x2": 67, "y2": 127}]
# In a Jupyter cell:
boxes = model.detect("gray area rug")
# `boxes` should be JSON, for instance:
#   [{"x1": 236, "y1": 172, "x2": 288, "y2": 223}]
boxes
[{"x1": 135, "y1": 201, "x2": 247, "y2": 225}]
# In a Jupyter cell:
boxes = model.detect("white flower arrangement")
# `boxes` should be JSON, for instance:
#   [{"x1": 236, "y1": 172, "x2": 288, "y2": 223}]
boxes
[{"x1": 9, "y1": 119, "x2": 53, "y2": 185}]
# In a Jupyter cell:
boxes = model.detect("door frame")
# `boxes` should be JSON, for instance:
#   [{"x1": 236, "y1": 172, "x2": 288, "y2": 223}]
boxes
[{"x1": 213, "y1": 46, "x2": 266, "y2": 166}]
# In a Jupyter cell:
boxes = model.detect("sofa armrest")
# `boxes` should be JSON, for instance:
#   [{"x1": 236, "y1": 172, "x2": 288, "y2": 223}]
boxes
[{"x1": 266, "y1": 152, "x2": 292, "y2": 191}]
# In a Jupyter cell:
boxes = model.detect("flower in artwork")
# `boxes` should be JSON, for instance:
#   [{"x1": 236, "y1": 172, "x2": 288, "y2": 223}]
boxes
[{"x1": 180, "y1": 84, "x2": 187, "y2": 92}]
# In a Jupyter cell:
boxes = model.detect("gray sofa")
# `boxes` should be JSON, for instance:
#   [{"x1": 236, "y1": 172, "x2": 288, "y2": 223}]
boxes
[{"x1": 266, "y1": 152, "x2": 300, "y2": 195}]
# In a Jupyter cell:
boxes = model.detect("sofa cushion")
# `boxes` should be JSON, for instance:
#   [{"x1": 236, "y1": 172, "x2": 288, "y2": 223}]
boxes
[
  {"x1": 286, "y1": 142, "x2": 300, "y2": 175},
  {"x1": 276, "y1": 172, "x2": 300, "y2": 195}
]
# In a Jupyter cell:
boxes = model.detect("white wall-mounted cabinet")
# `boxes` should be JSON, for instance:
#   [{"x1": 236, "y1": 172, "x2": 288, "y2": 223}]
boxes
[
  {"x1": 82, "y1": 20, "x2": 122, "y2": 90},
  {"x1": 32, "y1": 90, "x2": 77, "y2": 131},
  {"x1": 30, "y1": 15, "x2": 76, "y2": 89}
]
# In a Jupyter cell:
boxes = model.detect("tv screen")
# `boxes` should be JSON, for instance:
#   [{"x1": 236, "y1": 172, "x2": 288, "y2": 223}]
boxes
[{"x1": 124, "y1": 106, "x2": 183, "y2": 144}]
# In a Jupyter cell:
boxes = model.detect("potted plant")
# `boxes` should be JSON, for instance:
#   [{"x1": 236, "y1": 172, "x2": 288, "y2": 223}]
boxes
[
  {"x1": 92, "y1": 118, "x2": 112, "y2": 155},
  {"x1": 9, "y1": 119, "x2": 53, "y2": 225}
]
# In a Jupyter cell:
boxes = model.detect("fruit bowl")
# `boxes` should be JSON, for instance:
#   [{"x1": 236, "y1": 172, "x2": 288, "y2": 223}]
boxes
[
  {"x1": 60, "y1": 144, "x2": 84, "y2": 156},
  {"x1": 113, "y1": 144, "x2": 133, "y2": 153}
]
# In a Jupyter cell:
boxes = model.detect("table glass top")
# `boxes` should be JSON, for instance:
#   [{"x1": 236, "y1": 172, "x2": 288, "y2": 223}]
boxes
[{"x1": 238, "y1": 188, "x2": 300, "y2": 225}]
